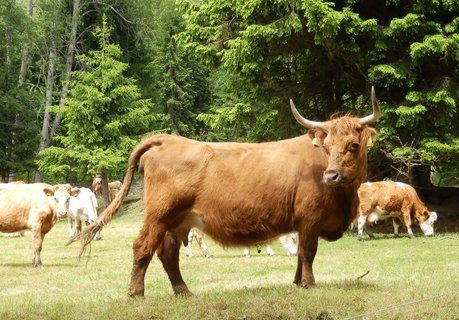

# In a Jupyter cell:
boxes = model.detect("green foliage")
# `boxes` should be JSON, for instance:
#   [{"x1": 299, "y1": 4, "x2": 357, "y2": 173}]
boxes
[{"x1": 38, "y1": 16, "x2": 154, "y2": 181}]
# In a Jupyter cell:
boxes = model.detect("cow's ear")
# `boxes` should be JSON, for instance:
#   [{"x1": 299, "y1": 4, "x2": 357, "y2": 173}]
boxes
[
  {"x1": 70, "y1": 188, "x2": 80, "y2": 197},
  {"x1": 308, "y1": 128, "x2": 327, "y2": 147},
  {"x1": 43, "y1": 187, "x2": 54, "y2": 197}
]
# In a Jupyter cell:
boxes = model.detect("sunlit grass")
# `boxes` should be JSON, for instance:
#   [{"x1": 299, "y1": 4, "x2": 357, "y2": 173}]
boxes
[{"x1": 1, "y1": 195, "x2": 458, "y2": 319}]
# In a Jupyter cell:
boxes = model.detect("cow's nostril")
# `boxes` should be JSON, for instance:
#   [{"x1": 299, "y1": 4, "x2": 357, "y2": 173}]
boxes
[{"x1": 323, "y1": 170, "x2": 343, "y2": 185}]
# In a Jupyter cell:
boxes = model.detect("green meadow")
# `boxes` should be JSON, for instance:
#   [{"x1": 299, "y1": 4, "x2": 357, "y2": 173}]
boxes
[{"x1": 1, "y1": 194, "x2": 458, "y2": 320}]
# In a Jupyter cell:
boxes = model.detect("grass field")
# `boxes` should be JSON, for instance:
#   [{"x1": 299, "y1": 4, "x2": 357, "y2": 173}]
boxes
[{"x1": 1, "y1": 194, "x2": 458, "y2": 320}]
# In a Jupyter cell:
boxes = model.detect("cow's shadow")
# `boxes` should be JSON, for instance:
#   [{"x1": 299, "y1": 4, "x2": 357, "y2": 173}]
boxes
[{"x1": 0, "y1": 262, "x2": 81, "y2": 268}]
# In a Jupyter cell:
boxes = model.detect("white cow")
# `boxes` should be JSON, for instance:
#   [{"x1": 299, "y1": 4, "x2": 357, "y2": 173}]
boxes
[
  {"x1": 185, "y1": 228, "x2": 209, "y2": 257},
  {"x1": 68, "y1": 187, "x2": 101, "y2": 240},
  {"x1": 243, "y1": 233, "x2": 298, "y2": 257}
]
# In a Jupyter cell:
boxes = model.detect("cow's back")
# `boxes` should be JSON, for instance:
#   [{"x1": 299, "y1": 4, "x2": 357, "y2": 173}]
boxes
[
  {"x1": 359, "y1": 181, "x2": 414, "y2": 214},
  {"x1": 0, "y1": 183, "x2": 54, "y2": 233}
]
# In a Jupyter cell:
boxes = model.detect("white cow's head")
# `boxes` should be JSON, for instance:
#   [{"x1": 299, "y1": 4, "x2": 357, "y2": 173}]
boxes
[
  {"x1": 44, "y1": 184, "x2": 80, "y2": 219},
  {"x1": 419, "y1": 211, "x2": 438, "y2": 236}
]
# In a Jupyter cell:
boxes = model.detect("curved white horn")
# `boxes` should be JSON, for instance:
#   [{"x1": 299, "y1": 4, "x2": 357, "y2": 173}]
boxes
[
  {"x1": 290, "y1": 99, "x2": 326, "y2": 130},
  {"x1": 359, "y1": 86, "x2": 381, "y2": 125}
]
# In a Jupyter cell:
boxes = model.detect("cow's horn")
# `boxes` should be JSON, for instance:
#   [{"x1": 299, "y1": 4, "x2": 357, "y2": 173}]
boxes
[
  {"x1": 290, "y1": 99, "x2": 326, "y2": 130},
  {"x1": 359, "y1": 86, "x2": 381, "y2": 125}
]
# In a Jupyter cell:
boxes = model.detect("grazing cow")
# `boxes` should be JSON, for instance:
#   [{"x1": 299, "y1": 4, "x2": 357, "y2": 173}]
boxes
[
  {"x1": 92, "y1": 175, "x2": 122, "y2": 202},
  {"x1": 68, "y1": 187, "x2": 101, "y2": 240},
  {"x1": 72, "y1": 87, "x2": 380, "y2": 296},
  {"x1": 357, "y1": 181, "x2": 438, "y2": 240},
  {"x1": 0, "y1": 183, "x2": 80, "y2": 267},
  {"x1": 184, "y1": 228, "x2": 209, "y2": 257},
  {"x1": 243, "y1": 233, "x2": 298, "y2": 257}
]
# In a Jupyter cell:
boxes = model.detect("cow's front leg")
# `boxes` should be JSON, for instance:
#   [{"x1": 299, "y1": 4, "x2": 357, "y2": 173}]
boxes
[
  {"x1": 294, "y1": 232, "x2": 318, "y2": 288},
  {"x1": 392, "y1": 218, "x2": 401, "y2": 238},
  {"x1": 31, "y1": 228, "x2": 45, "y2": 268},
  {"x1": 67, "y1": 217, "x2": 75, "y2": 237},
  {"x1": 129, "y1": 220, "x2": 166, "y2": 297},
  {"x1": 402, "y1": 211, "x2": 415, "y2": 238},
  {"x1": 157, "y1": 231, "x2": 191, "y2": 295}
]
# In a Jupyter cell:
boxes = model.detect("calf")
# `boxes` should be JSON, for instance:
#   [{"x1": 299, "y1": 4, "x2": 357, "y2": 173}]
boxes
[
  {"x1": 357, "y1": 181, "x2": 437, "y2": 240},
  {"x1": 0, "y1": 183, "x2": 79, "y2": 267},
  {"x1": 68, "y1": 187, "x2": 101, "y2": 240}
]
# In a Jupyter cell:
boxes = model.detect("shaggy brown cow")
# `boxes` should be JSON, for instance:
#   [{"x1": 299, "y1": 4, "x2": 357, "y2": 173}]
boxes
[
  {"x1": 73, "y1": 87, "x2": 380, "y2": 296},
  {"x1": 357, "y1": 181, "x2": 438, "y2": 240},
  {"x1": 0, "y1": 183, "x2": 80, "y2": 267}
]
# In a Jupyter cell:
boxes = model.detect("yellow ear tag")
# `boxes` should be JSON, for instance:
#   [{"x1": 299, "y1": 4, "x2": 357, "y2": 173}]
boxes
[
  {"x1": 366, "y1": 136, "x2": 373, "y2": 148},
  {"x1": 312, "y1": 137, "x2": 320, "y2": 147}
]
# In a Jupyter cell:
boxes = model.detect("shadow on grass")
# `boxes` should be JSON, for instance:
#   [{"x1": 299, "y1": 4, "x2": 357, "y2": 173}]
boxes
[{"x1": 0, "y1": 262, "x2": 80, "y2": 268}]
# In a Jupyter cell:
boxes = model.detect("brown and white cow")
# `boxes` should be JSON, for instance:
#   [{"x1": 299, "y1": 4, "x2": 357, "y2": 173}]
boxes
[
  {"x1": 357, "y1": 181, "x2": 438, "y2": 240},
  {"x1": 0, "y1": 183, "x2": 80, "y2": 267},
  {"x1": 72, "y1": 87, "x2": 380, "y2": 296}
]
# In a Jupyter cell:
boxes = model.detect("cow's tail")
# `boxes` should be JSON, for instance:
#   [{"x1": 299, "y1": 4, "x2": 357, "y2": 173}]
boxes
[{"x1": 67, "y1": 136, "x2": 160, "y2": 258}]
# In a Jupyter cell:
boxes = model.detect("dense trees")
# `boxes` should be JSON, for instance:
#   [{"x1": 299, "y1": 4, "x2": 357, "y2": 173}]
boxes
[{"x1": 0, "y1": 0, "x2": 458, "y2": 190}]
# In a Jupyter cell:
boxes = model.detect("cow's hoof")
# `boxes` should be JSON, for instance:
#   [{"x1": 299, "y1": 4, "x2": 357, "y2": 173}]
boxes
[
  {"x1": 128, "y1": 290, "x2": 145, "y2": 298},
  {"x1": 301, "y1": 282, "x2": 317, "y2": 289},
  {"x1": 173, "y1": 284, "x2": 192, "y2": 296}
]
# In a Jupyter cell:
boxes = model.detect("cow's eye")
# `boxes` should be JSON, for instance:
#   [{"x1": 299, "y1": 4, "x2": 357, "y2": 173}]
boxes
[{"x1": 349, "y1": 143, "x2": 360, "y2": 153}]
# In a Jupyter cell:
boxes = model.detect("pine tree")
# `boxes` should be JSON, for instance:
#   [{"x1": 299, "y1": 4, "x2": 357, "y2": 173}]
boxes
[{"x1": 39, "y1": 15, "x2": 154, "y2": 195}]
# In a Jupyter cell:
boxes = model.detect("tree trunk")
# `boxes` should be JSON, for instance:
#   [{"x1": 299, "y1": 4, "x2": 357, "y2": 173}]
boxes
[
  {"x1": 50, "y1": 0, "x2": 81, "y2": 137},
  {"x1": 100, "y1": 171, "x2": 111, "y2": 209},
  {"x1": 34, "y1": 0, "x2": 80, "y2": 182},
  {"x1": 34, "y1": 36, "x2": 57, "y2": 182},
  {"x1": 18, "y1": 0, "x2": 34, "y2": 86}
]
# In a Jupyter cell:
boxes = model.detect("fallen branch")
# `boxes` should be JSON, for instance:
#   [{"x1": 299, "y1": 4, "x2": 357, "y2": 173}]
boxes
[{"x1": 357, "y1": 270, "x2": 370, "y2": 280}]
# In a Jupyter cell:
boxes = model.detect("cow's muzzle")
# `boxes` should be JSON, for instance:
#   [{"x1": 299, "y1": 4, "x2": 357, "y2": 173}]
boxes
[
  {"x1": 323, "y1": 170, "x2": 347, "y2": 186},
  {"x1": 57, "y1": 211, "x2": 68, "y2": 219}
]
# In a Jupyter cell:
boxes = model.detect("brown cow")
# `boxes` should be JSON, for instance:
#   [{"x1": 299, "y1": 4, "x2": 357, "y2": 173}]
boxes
[
  {"x1": 357, "y1": 181, "x2": 438, "y2": 240},
  {"x1": 0, "y1": 183, "x2": 80, "y2": 267},
  {"x1": 72, "y1": 87, "x2": 380, "y2": 296},
  {"x1": 92, "y1": 174, "x2": 122, "y2": 202}
]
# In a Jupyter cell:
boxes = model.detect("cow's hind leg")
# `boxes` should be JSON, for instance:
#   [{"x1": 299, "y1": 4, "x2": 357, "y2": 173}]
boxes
[
  {"x1": 129, "y1": 220, "x2": 167, "y2": 297},
  {"x1": 157, "y1": 231, "x2": 191, "y2": 295}
]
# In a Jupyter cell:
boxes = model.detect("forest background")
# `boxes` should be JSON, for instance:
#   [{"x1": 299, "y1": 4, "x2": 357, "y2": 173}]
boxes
[{"x1": 1, "y1": 0, "x2": 458, "y2": 213}]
